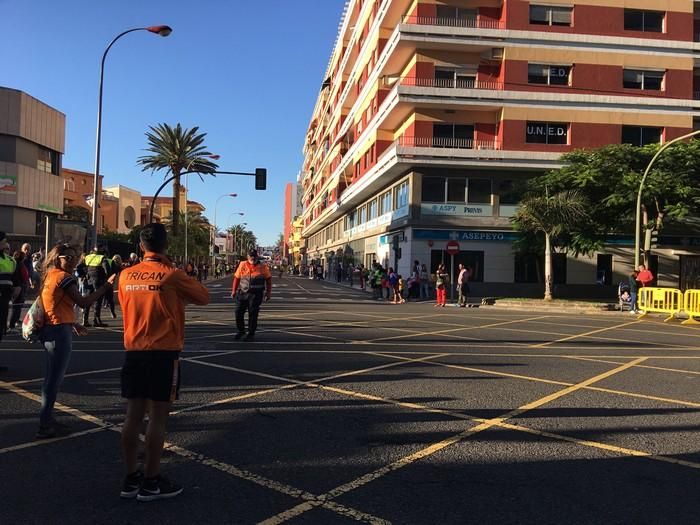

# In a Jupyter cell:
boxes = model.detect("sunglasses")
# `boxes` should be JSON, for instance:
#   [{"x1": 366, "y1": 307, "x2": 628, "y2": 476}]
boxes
[{"x1": 58, "y1": 255, "x2": 75, "y2": 262}]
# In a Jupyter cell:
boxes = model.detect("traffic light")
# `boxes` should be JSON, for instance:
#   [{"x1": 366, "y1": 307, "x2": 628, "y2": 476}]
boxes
[{"x1": 255, "y1": 168, "x2": 267, "y2": 190}]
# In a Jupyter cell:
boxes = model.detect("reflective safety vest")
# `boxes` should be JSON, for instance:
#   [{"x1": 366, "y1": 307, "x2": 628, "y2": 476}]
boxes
[
  {"x1": 233, "y1": 261, "x2": 271, "y2": 294},
  {"x1": 85, "y1": 253, "x2": 105, "y2": 268},
  {"x1": 0, "y1": 255, "x2": 17, "y2": 287}
]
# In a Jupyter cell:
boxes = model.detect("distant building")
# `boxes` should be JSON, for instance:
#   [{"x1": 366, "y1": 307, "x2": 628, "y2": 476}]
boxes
[
  {"x1": 0, "y1": 87, "x2": 65, "y2": 240},
  {"x1": 104, "y1": 185, "x2": 141, "y2": 234},
  {"x1": 60, "y1": 167, "x2": 119, "y2": 233},
  {"x1": 141, "y1": 188, "x2": 205, "y2": 224}
]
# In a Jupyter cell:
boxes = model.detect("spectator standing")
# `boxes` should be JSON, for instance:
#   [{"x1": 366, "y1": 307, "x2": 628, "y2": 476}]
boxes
[
  {"x1": 457, "y1": 263, "x2": 471, "y2": 307},
  {"x1": 628, "y1": 271, "x2": 640, "y2": 314},
  {"x1": 434, "y1": 263, "x2": 448, "y2": 307},
  {"x1": 118, "y1": 224, "x2": 209, "y2": 500},
  {"x1": 420, "y1": 264, "x2": 430, "y2": 300},
  {"x1": 8, "y1": 251, "x2": 30, "y2": 330},
  {"x1": 637, "y1": 264, "x2": 654, "y2": 287}
]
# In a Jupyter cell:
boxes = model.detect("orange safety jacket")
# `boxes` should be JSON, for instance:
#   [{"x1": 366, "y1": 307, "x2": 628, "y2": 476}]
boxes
[
  {"x1": 232, "y1": 260, "x2": 272, "y2": 296},
  {"x1": 119, "y1": 252, "x2": 210, "y2": 351}
]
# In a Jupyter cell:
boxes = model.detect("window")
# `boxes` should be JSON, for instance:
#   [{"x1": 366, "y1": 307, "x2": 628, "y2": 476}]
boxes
[
  {"x1": 621, "y1": 126, "x2": 662, "y2": 146},
  {"x1": 624, "y1": 9, "x2": 663, "y2": 32},
  {"x1": 422, "y1": 176, "x2": 446, "y2": 202},
  {"x1": 498, "y1": 180, "x2": 521, "y2": 205},
  {"x1": 526, "y1": 122, "x2": 568, "y2": 144},
  {"x1": 528, "y1": 64, "x2": 571, "y2": 86},
  {"x1": 623, "y1": 69, "x2": 663, "y2": 91},
  {"x1": 368, "y1": 199, "x2": 377, "y2": 220},
  {"x1": 380, "y1": 191, "x2": 392, "y2": 214},
  {"x1": 37, "y1": 147, "x2": 58, "y2": 174},
  {"x1": 530, "y1": 5, "x2": 572, "y2": 26},
  {"x1": 468, "y1": 179, "x2": 492, "y2": 204},
  {"x1": 434, "y1": 67, "x2": 476, "y2": 88},
  {"x1": 436, "y1": 5, "x2": 477, "y2": 27},
  {"x1": 596, "y1": 254, "x2": 613, "y2": 285},
  {"x1": 446, "y1": 178, "x2": 467, "y2": 202},
  {"x1": 358, "y1": 205, "x2": 367, "y2": 224},
  {"x1": 346, "y1": 210, "x2": 356, "y2": 229},
  {"x1": 433, "y1": 124, "x2": 474, "y2": 148},
  {"x1": 394, "y1": 181, "x2": 409, "y2": 209}
]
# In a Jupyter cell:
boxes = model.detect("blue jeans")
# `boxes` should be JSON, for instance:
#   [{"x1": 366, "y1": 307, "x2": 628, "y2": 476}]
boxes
[
  {"x1": 40, "y1": 324, "x2": 73, "y2": 426},
  {"x1": 630, "y1": 291, "x2": 637, "y2": 312}
]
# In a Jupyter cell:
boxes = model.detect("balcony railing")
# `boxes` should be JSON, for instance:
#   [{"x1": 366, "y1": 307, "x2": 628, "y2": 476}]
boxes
[
  {"x1": 400, "y1": 77, "x2": 504, "y2": 90},
  {"x1": 402, "y1": 15, "x2": 505, "y2": 30},
  {"x1": 397, "y1": 135, "x2": 502, "y2": 150}
]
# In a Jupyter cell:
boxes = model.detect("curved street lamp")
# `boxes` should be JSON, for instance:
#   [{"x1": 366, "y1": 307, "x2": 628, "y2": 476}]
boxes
[
  {"x1": 634, "y1": 129, "x2": 700, "y2": 268},
  {"x1": 90, "y1": 25, "x2": 172, "y2": 250}
]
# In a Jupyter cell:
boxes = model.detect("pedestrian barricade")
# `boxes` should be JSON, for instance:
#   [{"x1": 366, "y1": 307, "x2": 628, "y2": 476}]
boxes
[
  {"x1": 683, "y1": 289, "x2": 700, "y2": 325},
  {"x1": 637, "y1": 287, "x2": 684, "y2": 322}
]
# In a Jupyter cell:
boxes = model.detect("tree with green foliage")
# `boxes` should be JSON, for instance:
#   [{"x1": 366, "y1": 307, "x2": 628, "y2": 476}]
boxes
[
  {"x1": 226, "y1": 224, "x2": 257, "y2": 256},
  {"x1": 527, "y1": 141, "x2": 700, "y2": 254},
  {"x1": 513, "y1": 190, "x2": 588, "y2": 300},
  {"x1": 164, "y1": 210, "x2": 211, "y2": 260},
  {"x1": 137, "y1": 123, "x2": 218, "y2": 237}
]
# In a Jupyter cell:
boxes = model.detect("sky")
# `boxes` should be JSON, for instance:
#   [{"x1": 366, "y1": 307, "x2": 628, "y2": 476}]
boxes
[{"x1": 0, "y1": 0, "x2": 346, "y2": 246}]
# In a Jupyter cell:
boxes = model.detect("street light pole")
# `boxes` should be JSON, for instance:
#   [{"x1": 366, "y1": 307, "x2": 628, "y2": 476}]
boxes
[
  {"x1": 184, "y1": 154, "x2": 219, "y2": 263},
  {"x1": 211, "y1": 194, "x2": 240, "y2": 274},
  {"x1": 634, "y1": 130, "x2": 700, "y2": 268},
  {"x1": 90, "y1": 25, "x2": 172, "y2": 250}
]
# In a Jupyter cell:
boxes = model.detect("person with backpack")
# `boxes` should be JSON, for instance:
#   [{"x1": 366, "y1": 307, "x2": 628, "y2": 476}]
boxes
[
  {"x1": 36, "y1": 243, "x2": 115, "y2": 439},
  {"x1": 83, "y1": 245, "x2": 112, "y2": 327}
]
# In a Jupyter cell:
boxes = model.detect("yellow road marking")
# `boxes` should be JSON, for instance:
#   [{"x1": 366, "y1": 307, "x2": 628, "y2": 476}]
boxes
[
  {"x1": 174, "y1": 352, "x2": 447, "y2": 415},
  {"x1": 260, "y1": 357, "x2": 649, "y2": 524},
  {"x1": 530, "y1": 320, "x2": 642, "y2": 348},
  {"x1": 0, "y1": 380, "x2": 390, "y2": 524},
  {"x1": 362, "y1": 315, "x2": 551, "y2": 343},
  {"x1": 373, "y1": 352, "x2": 700, "y2": 408},
  {"x1": 565, "y1": 355, "x2": 700, "y2": 377}
]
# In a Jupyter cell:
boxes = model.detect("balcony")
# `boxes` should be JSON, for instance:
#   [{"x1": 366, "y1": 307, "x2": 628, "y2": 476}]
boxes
[
  {"x1": 402, "y1": 15, "x2": 505, "y2": 30},
  {"x1": 399, "y1": 77, "x2": 503, "y2": 91},
  {"x1": 397, "y1": 135, "x2": 501, "y2": 150}
]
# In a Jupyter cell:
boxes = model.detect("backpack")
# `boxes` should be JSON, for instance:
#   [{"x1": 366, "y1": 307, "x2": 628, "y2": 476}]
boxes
[{"x1": 22, "y1": 295, "x2": 46, "y2": 343}]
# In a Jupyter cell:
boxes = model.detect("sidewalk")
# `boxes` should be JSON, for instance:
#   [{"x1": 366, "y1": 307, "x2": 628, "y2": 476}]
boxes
[{"x1": 293, "y1": 275, "x2": 625, "y2": 314}]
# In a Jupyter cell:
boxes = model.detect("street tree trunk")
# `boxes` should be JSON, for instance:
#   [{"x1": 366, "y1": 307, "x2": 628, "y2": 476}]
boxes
[
  {"x1": 544, "y1": 233, "x2": 553, "y2": 301},
  {"x1": 171, "y1": 170, "x2": 181, "y2": 237}
]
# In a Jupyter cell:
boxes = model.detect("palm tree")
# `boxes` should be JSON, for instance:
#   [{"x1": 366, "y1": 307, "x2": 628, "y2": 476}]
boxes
[
  {"x1": 226, "y1": 225, "x2": 257, "y2": 256},
  {"x1": 137, "y1": 123, "x2": 218, "y2": 236},
  {"x1": 513, "y1": 190, "x2": 587, "y2": 300},
  {"x1": 164, "y1": 210, "x2": 211, "y2": 260}
]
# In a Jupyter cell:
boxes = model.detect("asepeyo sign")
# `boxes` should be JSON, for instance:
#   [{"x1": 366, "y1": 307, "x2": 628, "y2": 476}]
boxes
[{"x1": 421, "y1": 203, "x2": 493, "y2": 217}]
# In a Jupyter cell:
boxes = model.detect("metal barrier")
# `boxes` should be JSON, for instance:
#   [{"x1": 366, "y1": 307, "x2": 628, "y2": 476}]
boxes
[
  {"x1": 683, "y1": 289, "x2": 700, "y2": 325},
  {"x1": 637, "y1": 287, "x2": 684, "y2": 322}
]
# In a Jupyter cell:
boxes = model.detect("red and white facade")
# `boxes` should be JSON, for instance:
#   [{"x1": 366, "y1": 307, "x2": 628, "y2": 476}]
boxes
[{"x1": 299, "y1": 0, "x2": 700, "y2": 295}]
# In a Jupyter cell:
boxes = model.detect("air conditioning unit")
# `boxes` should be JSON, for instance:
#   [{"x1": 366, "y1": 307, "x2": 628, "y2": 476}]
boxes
[{"x1": 491, "y1": 48, "x2": 504, "y2": 60}]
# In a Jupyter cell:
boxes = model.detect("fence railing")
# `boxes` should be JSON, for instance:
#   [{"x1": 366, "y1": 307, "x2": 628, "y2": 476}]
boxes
[
  {"x1": 400, "y1": 77, "x2": 504, "y2": 91},
  {"x1": 397, "y1": 135, "x2": 501, "y2": 150},
  {"x1": 402, "y1": 15, "x2": 505, "y2": 30}
]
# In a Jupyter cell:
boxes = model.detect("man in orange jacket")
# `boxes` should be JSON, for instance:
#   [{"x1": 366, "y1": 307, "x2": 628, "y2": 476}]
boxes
[
  {"x1": 118, "y1": 223, "x2": 209, "y2": 502},
  {"x1": 232, "y1": 248, "x2": 271, "y2": 341}
]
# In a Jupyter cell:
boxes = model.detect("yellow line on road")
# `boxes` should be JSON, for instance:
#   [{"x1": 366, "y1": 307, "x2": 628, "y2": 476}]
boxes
[
  {"x1": 565, "y1": 355, "x2": 700, "y2": 377},
  {"x1": 258, "y1": 357, "x2": 647, "y2": 524},
  {"x1": 361, "y1": 315, "x2": 551, "y2": 343},
  {"x1": 0, "y1": 380, "x2": 390, "y2": 524},
  {"x1": 530, "y1": 320, "x2": 642, "y2": 348}
]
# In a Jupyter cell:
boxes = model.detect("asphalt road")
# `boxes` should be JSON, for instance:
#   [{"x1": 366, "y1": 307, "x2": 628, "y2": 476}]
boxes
[{"x1": 1, "y1": 275, "x2": 699, "y2": 524}]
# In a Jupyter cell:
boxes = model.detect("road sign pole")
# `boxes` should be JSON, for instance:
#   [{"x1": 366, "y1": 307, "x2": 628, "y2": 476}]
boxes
[{"x1": 450, "y1": 253, "x2": 455, "y2": 303}]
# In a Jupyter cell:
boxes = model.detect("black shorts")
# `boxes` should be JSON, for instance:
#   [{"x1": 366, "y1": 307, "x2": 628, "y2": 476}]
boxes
[{"x1": 121, "y1": 351, "x2": 181, "y2": 402}]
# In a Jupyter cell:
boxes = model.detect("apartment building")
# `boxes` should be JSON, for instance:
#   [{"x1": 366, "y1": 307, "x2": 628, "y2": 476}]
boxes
[
  {"x1": 0, "y1": 87, "x2": 65, "y2": 240},
  {"x1": 298, "y1": 0, "x2": 700, "y2": 295}
]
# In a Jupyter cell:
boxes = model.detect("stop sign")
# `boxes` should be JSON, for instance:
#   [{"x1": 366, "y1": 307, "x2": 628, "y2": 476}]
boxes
[{"x1": 446, "y1": 240, "x2": 460, "y2": 255}]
